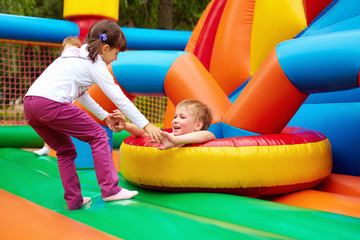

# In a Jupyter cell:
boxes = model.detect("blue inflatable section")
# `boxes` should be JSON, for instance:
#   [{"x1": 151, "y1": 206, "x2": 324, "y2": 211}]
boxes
[
  {"x1": 277, "y1": 30, "x2": 360, "y2": 94},
  {"x1": 0, "y1": 13, "x2": 79, "y2": 43},
  {"x1": 304, "y1": 88, "x2": 360, "y2": 104},
  {"x1": 71, "y1": 125, "x2": 113, "y2": 169},
  {"x1": 122, "y1": 27, "x2": 191, "y2": 50},
  {"x1": 300, "y1": 0, "x2": 360, "y2": 38},
  {"x1": 112, "y1": 50, "x2": 186, "y2": 95},
  {"x1": 279, "y1": 0, "x2": 360, "y2": 176},
  {"x1": 289, "y1": 102, "x2": 360, "y2": 176},
  {"x1": 0, "y1": 13, "x2": 190, "y2": 51}
]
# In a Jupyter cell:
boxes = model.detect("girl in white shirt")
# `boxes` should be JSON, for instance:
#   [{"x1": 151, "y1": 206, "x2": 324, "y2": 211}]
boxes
[{"x1": 24, "y1": 20, "x2": 162, "y2": 210}]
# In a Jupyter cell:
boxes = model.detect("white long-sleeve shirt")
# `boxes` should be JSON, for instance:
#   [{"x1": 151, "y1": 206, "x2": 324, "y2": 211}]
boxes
[{"x1": 25, "y1": 45, "x2": 149, "y2": 129}]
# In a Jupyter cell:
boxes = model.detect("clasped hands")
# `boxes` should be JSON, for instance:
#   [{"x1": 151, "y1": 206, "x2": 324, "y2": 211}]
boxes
[
  {"x1": 105, "y1": 109, "x2": 176, "y2": 150},
  {"x1": 105, "y1": 110, "x2": 126, "y2": 133}
]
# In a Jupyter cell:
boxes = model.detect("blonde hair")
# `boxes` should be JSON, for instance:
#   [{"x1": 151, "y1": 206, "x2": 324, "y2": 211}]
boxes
[
  {"x1": 62, "y1": 36, "x2": 81, "y2": 50},
  {"x1": 176, "y1": 99, "x2": 213, "y2": 130}
]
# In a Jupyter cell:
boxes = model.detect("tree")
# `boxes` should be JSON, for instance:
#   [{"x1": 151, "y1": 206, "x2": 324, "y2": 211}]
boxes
[
  {"x1": 158, "y1": 0, "x2": 173, "y2": 30},
  {"x1": 119, "y1": 0, "x2": 210, "y2": 31},
  {"x1": 172, "y1": 0, "x2": 211, "y2": 30}
]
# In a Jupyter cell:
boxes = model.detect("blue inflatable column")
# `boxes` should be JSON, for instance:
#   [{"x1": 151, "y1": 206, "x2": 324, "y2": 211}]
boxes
[{"x1": 71, "y1": 125, "x2": 113, "y2": 169}]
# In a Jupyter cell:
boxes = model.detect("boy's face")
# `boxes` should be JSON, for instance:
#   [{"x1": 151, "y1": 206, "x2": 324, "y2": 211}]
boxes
[{"x1": 172, "y1": 105, "x2": 202, "y2": 136}]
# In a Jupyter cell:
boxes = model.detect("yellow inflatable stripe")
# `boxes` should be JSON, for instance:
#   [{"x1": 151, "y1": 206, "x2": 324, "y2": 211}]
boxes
[
  {"x1": 120, "y1": 139, "x2": 332, "y2": 188},
  {"x1": 250, "y1": 0, "x2": 307, "y2": 74},
  {"x1": 63, "y1": 0, "x2": 119, "y2": 20}
]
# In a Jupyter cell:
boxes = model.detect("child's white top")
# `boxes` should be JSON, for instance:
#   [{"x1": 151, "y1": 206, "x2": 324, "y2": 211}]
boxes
[{"x1": 26, "y1": 45, "x2": 149, "y2": 129}]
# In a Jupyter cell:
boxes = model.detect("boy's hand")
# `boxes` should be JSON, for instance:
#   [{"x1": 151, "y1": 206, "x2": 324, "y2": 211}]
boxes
[
  {"x1": 143, "y1": 123, "x2": 163, "y2": 143},
  {"x1": 158, "y1": 132, "x2": 177, "y2": 150}
]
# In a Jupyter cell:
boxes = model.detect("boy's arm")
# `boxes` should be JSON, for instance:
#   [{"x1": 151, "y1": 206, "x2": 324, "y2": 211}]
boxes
[
  {"x1": 158, "y1": 131, "x2": 215, "y2": 150},
  {"x1": 111, "y1": 109, "x2": 162, "y2": 141},
  {"x1": 123, "y1": 122, "x2": 148, "y2": 137}
]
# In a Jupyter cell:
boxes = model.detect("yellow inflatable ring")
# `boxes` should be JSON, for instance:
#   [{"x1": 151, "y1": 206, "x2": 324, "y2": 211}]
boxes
[{"x1": 120, "y1": 127, "x2": 332, "y2": 195}]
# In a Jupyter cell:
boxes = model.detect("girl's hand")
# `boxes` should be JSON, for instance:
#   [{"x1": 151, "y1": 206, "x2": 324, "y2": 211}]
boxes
[{"x1": 143, "y1": 123, "x2": 163, "y2": 143}]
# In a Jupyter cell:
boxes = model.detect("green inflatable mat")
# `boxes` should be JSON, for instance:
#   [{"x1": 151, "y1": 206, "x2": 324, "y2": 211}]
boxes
[
  {"x1": 0, "y1": 126, "x2": 129, "y2": 148},
  {"x1": 0, "y1": 148, "x2": 359, "y2": 240}
]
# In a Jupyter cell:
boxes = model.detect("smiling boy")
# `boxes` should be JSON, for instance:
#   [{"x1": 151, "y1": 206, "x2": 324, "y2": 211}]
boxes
[{"x1": 114, "y1": 99, "x2": 215, "y2": 150}]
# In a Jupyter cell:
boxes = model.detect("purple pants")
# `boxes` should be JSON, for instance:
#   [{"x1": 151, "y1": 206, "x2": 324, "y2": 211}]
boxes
[{"x1": 24, "y1": 96, "x2": 121, "y2": 210}]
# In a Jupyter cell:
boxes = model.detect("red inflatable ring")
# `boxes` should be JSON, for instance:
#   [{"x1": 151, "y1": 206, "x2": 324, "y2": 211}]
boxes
[{"x1": 120, "y1": 127, "x2": 332, "y2": 195}]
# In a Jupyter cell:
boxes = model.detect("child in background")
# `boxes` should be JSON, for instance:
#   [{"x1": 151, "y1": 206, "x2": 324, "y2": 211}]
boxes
[
  {"x1": 62, "y1": 36, "x2": 82, "y2": 49},
  {"x1": 115, "y1": 99, "x2": 215, "y2": 150},
  {"x1": 24, "y1": 20, "x2": 163, "y2": 210},
  {"x1": 34, "y1": 36, "x2": 82, "y2": 156}
]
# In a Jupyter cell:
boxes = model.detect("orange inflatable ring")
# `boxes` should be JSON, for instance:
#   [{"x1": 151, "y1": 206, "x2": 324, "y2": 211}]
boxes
[{"x1": 120, "y1": 127, "x2": 332, "y2": 195}]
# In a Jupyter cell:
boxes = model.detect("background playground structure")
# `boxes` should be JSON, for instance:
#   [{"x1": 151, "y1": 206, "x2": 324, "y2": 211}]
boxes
[
  {"x1": 1, "y1": 0, "x2": 360, "y2": 239},
  {"x1": 0, "y1": 14, "x2": 177, "y2": 146}
]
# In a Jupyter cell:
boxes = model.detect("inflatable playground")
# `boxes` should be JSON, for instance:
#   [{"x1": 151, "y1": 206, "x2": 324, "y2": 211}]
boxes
[{"x1": 1, "y1": 0, "x2": 360, "y2": 239}]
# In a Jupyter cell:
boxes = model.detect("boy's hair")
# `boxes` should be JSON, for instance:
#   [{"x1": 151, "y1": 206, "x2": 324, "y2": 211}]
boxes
[
  {"x1": 177, "y1": 99, "x2": 213, "y2": 130},
  {"x1": 62, "y1": 36, "x2": 81, "y2": 50},
  {"x1": 84, "y1": 20, "x2": 127, "y2": 62}
]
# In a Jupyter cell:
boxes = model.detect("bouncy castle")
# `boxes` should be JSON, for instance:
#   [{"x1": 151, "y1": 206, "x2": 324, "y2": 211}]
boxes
[{"x1": 0, "y1": 0, "x2": 360, "y2": 239}]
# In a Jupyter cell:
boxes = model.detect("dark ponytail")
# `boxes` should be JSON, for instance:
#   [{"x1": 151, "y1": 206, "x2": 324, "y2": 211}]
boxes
[{"x1": 84, "y1": 20, "x2": 127, "y2": 62}]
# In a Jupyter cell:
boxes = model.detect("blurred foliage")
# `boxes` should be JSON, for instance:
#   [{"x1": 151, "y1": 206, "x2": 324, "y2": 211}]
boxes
[
  {"x1": 0, "y1": 0, "x2": 36, "y2": 16},
  {"x1": 119, "y1": 0, "x2": 161, "y2": 29},
  {"x1": 1, "y1": 0, "x2": 210, "y2": 31},
  {"x1": 173, "y1": 0, "x2": 211, "y2": 30},
  {"x1": 119, "y1": 0, "x2": 210, "y2": 30},
  {"x1": 0, "y1": 0, "x2": 63, "y2": 19}
]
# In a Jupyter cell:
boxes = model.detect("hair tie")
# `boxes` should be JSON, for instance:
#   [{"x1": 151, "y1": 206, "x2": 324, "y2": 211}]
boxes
[{"x1": 99, "y1": 33, "x2": 107, "y2": 42}]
